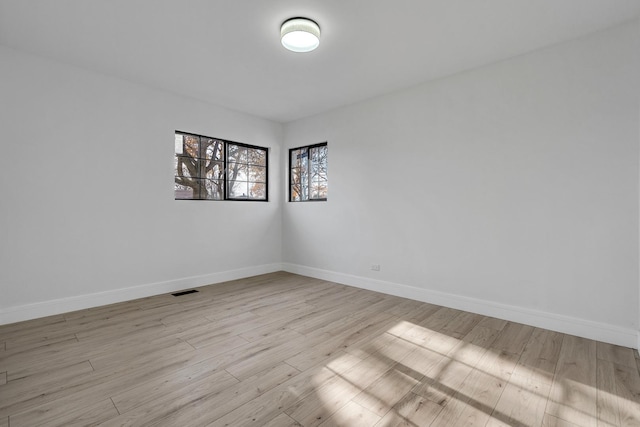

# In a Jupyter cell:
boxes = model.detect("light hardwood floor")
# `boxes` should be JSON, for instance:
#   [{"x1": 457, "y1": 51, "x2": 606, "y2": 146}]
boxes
[{"x1": 1, "y1": 272, "x2": 639, "y2": 426}]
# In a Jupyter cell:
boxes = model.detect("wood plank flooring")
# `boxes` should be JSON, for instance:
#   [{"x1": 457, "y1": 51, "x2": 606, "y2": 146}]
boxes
[{"x1": 1, "y1": 272, "x2": 639, "y2": 426}]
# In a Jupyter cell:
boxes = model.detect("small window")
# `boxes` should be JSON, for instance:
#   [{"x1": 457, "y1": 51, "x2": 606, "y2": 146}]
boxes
[
  {"x1": 174, "y1": 131, "x2": 268, "y2": 201},
  {"x1": 290, "y1": 142, "x2": 327, "y2": 202}
]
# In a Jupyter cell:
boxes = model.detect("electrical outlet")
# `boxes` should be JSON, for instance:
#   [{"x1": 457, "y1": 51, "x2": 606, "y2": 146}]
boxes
[{"x1": 371, "y1": 264, "x2": 380, "y2": 271}]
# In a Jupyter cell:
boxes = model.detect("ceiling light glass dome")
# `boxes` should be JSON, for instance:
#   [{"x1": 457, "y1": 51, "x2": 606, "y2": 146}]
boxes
[{"x1": 281, "y1": 18, "x2": 320, "y2": 53}]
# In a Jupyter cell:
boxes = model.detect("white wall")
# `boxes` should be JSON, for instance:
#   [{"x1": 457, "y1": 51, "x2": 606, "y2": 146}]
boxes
[
  {"x1": 283, "y1": 21, "x2": 640, "y2": 347},
  {"x1": 0, "y1": 45, "x2": 283, "y2": 322}
]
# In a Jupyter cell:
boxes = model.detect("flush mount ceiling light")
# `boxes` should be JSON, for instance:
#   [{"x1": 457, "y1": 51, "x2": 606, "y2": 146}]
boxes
[{"x1": 281, "y1": 17, "x2": 320, "y2": 53}]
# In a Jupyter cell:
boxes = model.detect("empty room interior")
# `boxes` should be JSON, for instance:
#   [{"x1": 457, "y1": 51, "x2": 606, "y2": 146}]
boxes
[{"x1": 1, "y1": 1, "x2": 640, "y2": 426}]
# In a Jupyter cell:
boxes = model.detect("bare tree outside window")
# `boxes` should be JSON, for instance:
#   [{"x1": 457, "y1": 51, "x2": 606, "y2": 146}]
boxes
[
  {"x1": 174, "y1": 131, "x2": 268, "y2": 201},
  {"x1": 290, "y1": 143, "x2": 327, "y2": 202}
]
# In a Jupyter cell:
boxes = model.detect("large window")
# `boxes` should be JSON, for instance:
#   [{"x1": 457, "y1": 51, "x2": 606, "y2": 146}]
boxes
[
  {"x1": 289, "y1": 143, "x2": 327, "y2": 202},
  {"x1": 174, "y1": 131, "x2": 268, "y2": 201}
]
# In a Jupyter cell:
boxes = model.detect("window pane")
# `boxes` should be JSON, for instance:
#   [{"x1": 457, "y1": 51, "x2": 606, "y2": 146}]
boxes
[
  {"x1": 290, "y1": 166, "x2": 301, "y2": 182},
  {"x1": 175, "y1": 156, "x2": 199, "y2": 178},
  {"x1": 290, "y1": 166, "x2": 301, "y2": 201},
  {"x1": 300, "y1": 179, "x2": 309, "y2": 201},
  {"x1": 310, "y1": 145, "x2": 320, "y2": 162},
  {"x1": 227, "y1": 161, "x2": 247, "y2": 182},
  {"x1": 248, "y1": 148, "x2": 266, "y2": 166},
  {"x1": 228, "y1": 180, "x2": 249, "y2": 198},
  {"x1": 310, "y1": 145, "x2": 327, "y2": 179},
  {"x1": 317, "y1": 144, "x2": 328, "y2": 159},
  {"x1": 310, "y1": 179, "x2": 328, "y2": 199},
  {"x1": 248, "y1": 165, "x2": 266, "y2": 183},
  {"x1": 301, "y1": 168, "x2": 309, "y2": 195},
  {"x1": 203, "y1": 179, "x2": 224, "y2": 200},
  {"x1": 174, "y1": 180, "x2": 194, "y2": 199},
  {"x1": 249, "y1": 183, "x2": 266, "y2": 200},
  {"x1": 228, "y1": 144, "x2": 248, "y2": 164},
  {"x1": 291, "y1": 148, "x2": 307, "y2": 169},
  {"x1": 290, "y1": 149, "x2": 300, "y2": 169},
  {"x1": 175, "y1": 134, "x2": 184, "y2": 154},
  {"x1": 175, "y1": 177, "x2": 204, "y2": 199},
  {"x1": 199, "y1": 137, "x2": 212, "y2": 158},
  {"x1": 205, "y1": 161, "x2": 224, "y2": 180},
  {"x1": 183, "y1": 135, "x2": 200, "y2": 158},
  {"x1": 204, "y1": 139, "x2": 224, "y2": 161}
]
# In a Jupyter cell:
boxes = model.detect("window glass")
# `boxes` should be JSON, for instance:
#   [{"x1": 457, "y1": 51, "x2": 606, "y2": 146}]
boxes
[
  {"x1": 289, "y1": 143, "x2": 327, "y2": 202},
  {"x1": 174, "y1": 131, "x2": 268, "y2": 201}
]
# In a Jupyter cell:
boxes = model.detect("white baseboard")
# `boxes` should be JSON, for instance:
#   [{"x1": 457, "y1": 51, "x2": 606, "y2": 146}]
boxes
[
  {"x1": 283, "y1": 263, "x2": 638, "y2": 349},
  {"x1": 0, "y1": 263, "x2": 283, "y2": 325},
  {"x1": 3, "y1": 262, "x2": 637, "y2": 350}
]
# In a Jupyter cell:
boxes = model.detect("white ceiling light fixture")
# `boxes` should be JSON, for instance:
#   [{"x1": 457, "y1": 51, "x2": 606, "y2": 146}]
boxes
[{"x1": 281, "y1": 17, "x2": 320, "y2": 53}]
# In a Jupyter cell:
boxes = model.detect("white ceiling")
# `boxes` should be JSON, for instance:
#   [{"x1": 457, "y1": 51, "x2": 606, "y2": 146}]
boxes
[{"x1": 1, "y1": 1, "x2": 639, "y2": 123}]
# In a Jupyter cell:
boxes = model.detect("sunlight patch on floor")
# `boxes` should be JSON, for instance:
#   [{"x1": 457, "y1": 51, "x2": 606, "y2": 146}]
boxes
[{"x1": 306, "y1": 320, "x2": 638, "y2": 427}]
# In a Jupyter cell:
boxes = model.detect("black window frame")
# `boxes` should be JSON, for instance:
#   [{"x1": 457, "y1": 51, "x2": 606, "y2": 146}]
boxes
[
  {"x1": 289, "y1": 142, "x2": 328, "y2": 202},
  {"x1": 174, "y1": 130, "x2": 269, "y2": 202}
]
